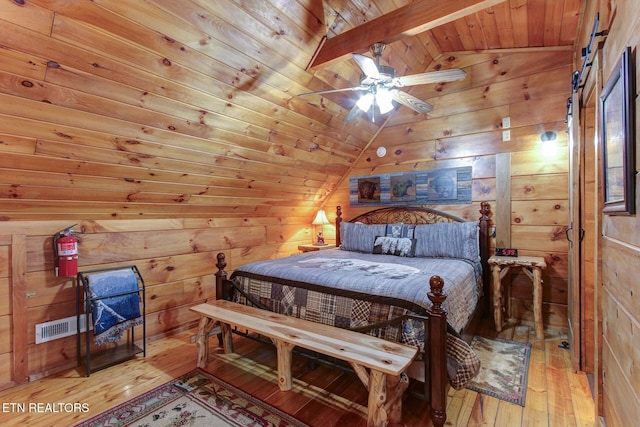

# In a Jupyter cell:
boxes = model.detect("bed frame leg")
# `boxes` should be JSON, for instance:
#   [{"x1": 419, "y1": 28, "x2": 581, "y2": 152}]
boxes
[
  {"x1": 427, "y1": 275, "x2": 447, "y2": 427},
  {"x1": 215, "y1": 252, "x2": 228, "y2": 300}
]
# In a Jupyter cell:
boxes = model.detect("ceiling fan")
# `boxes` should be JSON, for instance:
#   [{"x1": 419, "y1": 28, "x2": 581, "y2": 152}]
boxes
[{"x1": 300, "y1": 42, "x2": 467, "y2": 122}]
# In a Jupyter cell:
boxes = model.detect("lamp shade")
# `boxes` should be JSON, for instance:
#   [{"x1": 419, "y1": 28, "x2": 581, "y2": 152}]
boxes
[
  {"x1": 356, "y1": 93, "x2": 374, "y2": 112},
  {"x1": 312, "y1": 209, "x2": 330, "y2": 225},
  {"x1": 376, "y1": 88, "x2": 394, "y2": 114}
]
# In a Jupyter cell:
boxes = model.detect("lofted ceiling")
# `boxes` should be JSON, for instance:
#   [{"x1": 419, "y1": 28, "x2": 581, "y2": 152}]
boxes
[
  {"x1": 0, "y1": 0, "x2": 583, "y2": 220},
  {"x1": 306, "y1": 0, "x2": 582, "y2": 121}
]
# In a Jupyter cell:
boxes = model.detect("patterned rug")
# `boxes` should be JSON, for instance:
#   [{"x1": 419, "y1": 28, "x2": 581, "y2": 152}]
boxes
[
  {"x1": 74, "y1": 369, "x2": 308, "y2": 427},
  {"x1": 466, "y1": 336, "x2": 532, "y2": 406}
]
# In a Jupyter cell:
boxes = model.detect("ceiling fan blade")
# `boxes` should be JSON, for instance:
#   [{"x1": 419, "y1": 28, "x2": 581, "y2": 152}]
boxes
[
  {"x1": 298, "y1": 86, "x2": 367, "y2": 96},
  {"x1": 395, "y1": 68, "x2": 467, "y2": 87},
  {"x1": 391, "y1": 90, "x2": 433, "y2": 114},
  {"x1": 352, "y1": 53, "x2": 380, "y2": 79},
  {"x1": 343, "y1": 104, "x2": 362, "y2": 122}
]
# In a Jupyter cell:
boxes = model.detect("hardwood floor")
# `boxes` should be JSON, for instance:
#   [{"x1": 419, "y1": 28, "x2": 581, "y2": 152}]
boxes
[{"x1": 0, "y1": 318, "x2": 595, "y2": 427}]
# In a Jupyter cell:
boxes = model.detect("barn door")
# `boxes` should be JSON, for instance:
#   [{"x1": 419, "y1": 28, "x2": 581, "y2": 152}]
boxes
[{"x1": 567, "y1": 91, "x2": 582, "y2": 370}]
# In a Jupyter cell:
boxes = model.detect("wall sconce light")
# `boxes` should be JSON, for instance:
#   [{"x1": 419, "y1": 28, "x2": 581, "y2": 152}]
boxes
[
  {"x1": 540, "y1": 131, "x2": 559, "y2": 159},
  {"x1": 312, "y1": 209, "x2": 330, "y2": 246},
  {"x1": 540, "y1": 131, "x2": 557, "y2": 142}
]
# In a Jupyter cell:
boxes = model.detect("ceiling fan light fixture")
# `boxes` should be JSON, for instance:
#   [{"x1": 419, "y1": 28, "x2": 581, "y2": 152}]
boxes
[
  {"x1": 298, "y1": 42, "x2": 466, "y2": 122},
  {"x1": 356, "y1": 92, "x2": 374, "y2": 112},
  {"x1": 376, "y1": 88, "x2": 394, "y2": 114}
]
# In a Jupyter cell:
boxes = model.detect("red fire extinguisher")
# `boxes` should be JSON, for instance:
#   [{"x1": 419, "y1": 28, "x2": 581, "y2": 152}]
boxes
[{"x1": 54, "y1": 225, "x2": 79, "y2": 277}]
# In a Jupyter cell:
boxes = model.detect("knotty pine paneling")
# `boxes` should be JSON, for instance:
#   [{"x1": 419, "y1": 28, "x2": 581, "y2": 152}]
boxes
[
  {"x1": 0, "y1": 316, "x2": 9, "y2": 360},
  {"x1": 0, "y1": 245, "x2": 9, "y2": 278},
  {"x1": 0, "y1": 0, "x2": 54, "y2": 36},
  {"x1": 511, "y1": 199, "x2": 569, "y2": 226},
  {"x1": 0, "y1": 236, "x2": 17, "y2": 389},
  {"x1": 593, "y1": 0, "x2": 640, "y2": 423},
  {"x1": 511, "y1": 275, "x2": 567, "y2": 305},
  {"x1": 511, "y1": 225, "x2": 568, "y2": 252},
  {"x1": 0, "y1": 0, "x2": 585, "y2": 388},
  {"x1": 511, "y1": 173, "x2": 569, "y2": 200},
  {"x1": 0, "y1": 1, "x2": 368, "y2": 224},
  {"x1": 0, "y1": 353, "x2": 10, "y2": 387},
  {"x1": 327, "y1": 47, "x2": 572, "y2": 333},
  {"x1": 602, "y1": 338, "x2": 639, "y2": 427},
  {"x1": 602, "y1": 283, "x2": 640, "y2": 417},
  {"x1": 0, "y1": 215, "x2": 313, "y2": 381},
  {"x1": 0, "y1": 278, "x2": 8, "y2": 317}
]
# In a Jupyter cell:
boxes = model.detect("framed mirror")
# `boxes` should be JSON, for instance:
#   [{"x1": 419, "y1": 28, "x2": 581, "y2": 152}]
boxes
[{"x1": 601, "y1": 46, "x2": 635, "y2": 215}]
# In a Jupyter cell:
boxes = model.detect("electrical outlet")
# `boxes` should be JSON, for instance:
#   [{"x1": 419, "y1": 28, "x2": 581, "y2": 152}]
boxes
[
  {"x1": 502, "y1": 130, "x2": 511, "y2": 141},
  {"x1": 502, "y1": 117, "x2": 510, "y2": 128}
]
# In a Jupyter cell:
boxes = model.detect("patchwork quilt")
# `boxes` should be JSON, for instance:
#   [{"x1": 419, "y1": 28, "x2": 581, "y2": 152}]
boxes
[
  {"x1": 230, "y1": 248, "x2": 481, "y2": 333},
  {"x1": 228, "y1": 248, "x2": 482, "y2": 389}
]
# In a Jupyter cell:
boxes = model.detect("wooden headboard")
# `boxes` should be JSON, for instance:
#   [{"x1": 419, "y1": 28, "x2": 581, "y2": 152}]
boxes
[{"x1": 335, "y1": 202, "x2": 492, "y2": 302}]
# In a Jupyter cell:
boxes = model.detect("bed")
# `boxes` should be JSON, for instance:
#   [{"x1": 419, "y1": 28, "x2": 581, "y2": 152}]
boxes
[{"x1": 213, "y1": 202, "x2": 491, "y2": 427}]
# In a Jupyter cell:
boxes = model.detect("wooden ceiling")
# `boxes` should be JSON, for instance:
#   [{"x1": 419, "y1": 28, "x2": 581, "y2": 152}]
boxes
[
  {"x1": 0, "y1": 0, "x2": 583, "y2": 220},
  {"x1": 308, "y1": 0, "x2": 582, "y2": 117}
]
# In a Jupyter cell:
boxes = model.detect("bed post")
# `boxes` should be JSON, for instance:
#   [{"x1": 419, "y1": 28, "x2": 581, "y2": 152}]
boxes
[
  {"x1": 335, "y1": 206, "x2": 342, "y2": 247},
  {"x1": 215, "y1": 253, "x2": 228, "y2": 300},
  {"x1": 427, "y1": 275, "x2": 447, "y2": 427},
  {"x1": 478, "y1": 202, "x2": 491, "y2": 312}
]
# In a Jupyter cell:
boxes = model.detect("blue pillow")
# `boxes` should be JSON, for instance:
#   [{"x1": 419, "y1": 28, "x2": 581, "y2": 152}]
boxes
[
  {"x1": 340, "y1": 222, "x2": 386, "y2": 253},
  {"x1": 413, "y1": 221, "x2": 479, "y2": 261}
]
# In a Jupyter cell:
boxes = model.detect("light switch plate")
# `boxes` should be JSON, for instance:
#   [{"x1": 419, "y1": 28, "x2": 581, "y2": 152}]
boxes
[
  {"x1": 502, "y1": 130, "x2": 511, "y2": 141},
  {"x1": 502, "y1": 117, "x2": 510, "y2": 128}
]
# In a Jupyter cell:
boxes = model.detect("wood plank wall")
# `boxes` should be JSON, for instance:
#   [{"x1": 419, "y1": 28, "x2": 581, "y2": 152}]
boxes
[
  {"x1": 0, "y1": 0, "x2": 577, "y2": 388},
  {"x1": 0, "y1": 235, "x2": 13, "y2": 389},
  {"x1": 0, "y1": 0, "x2": 353, "y2": 383},
  {"x1": 584, "y1": 2, "x2": 640, "y2": 426},
  {"x1": 326, "y1": 48, "x2": 573, "y2": 331},
  {"x1": 0, "y1": 218, "x2": 310, "y2": 382}
]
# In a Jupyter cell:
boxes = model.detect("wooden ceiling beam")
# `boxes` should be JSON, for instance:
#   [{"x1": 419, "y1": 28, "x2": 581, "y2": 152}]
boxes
[{"x1": 307, "y1": 0, "x2": 507, "y2": 70}]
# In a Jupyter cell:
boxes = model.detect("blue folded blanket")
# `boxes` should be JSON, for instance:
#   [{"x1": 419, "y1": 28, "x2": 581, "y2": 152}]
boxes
[{"x1": 86, "y1": 268, "x2": 143, "y2": 346}]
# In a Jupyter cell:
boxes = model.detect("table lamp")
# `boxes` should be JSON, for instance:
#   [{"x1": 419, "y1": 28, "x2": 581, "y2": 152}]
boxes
[{"x1": 312, "y1": 209, "x2": 330, "y2": 245}]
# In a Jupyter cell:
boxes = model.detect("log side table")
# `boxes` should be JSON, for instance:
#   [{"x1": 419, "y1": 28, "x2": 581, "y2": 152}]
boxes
[{"x1": 488, "y1": 255, "x2": 547, "y2": 339}]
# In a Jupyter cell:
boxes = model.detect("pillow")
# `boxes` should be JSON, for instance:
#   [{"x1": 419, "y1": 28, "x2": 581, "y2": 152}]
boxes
[
  {"x1": 413, "y1": 221, "x2": 479, "y2": 261},
  {"x1": 339, "y1": 222, "x2": 386, "y2": 253},
  {"x1": 372, "y1": 236, "x2": 417, "y2": 257},
  {"x1": 384, "y1": 222, "x2": 405, "y2": 237}
]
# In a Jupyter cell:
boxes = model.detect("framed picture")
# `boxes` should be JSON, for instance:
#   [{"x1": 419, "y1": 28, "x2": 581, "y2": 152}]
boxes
[
  {"x1": 356, "y1": 176, "x2": 380, "y2": 204},
  {"x1": 600, "y1": 46, "x2": 635, "y2": 215},
  {"x1": 349, "y1": 166, "x2": 472, "y2": 206}
]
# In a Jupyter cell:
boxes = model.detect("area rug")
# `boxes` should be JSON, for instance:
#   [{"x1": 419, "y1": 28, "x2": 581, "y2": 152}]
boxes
[
  {"x1": 74, "y1": 368, "x2": 309, "y2": 427},
  {"x1": 465, "y1": 336, "x2": 532, "y2": 406}
]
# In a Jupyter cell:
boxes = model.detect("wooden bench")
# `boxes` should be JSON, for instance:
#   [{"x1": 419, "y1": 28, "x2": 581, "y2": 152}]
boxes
[{"x1": 190, "y1": 300, "x2": 418, "y2": 427}]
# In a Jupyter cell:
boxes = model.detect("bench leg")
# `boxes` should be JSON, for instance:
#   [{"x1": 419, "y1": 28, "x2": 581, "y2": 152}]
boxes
[
  {"x1": 275, "y1": 340, "x2": 295, "y2": 391},
  {"x1": 196, "y1": 317, "x2": 217, "y2": 368},
  {"x1": 368, "y1": 370, "x2": 388, "y2": 427},
  {"x1": 384, "y1": 373, "x2": 408, "y2": 425},
  {"x1": 220, "y1": 323, "x2": 233, "y2": 353}
]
